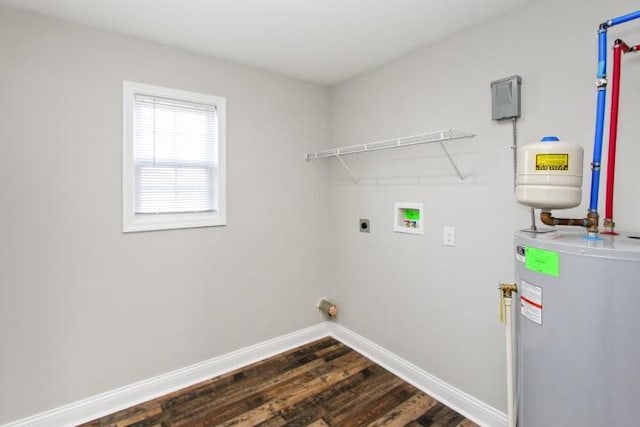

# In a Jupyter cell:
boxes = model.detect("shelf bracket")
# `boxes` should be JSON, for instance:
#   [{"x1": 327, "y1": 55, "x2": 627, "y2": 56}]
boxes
[
  {"x1": 439, "y1": 141, "x2": 464, "y2": 183},
  {"x1": 335, "y1": 154, "x2": 359, "y2": 183}
]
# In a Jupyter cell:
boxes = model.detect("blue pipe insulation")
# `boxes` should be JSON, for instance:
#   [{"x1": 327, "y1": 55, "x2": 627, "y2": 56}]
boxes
[
  {"x1": 588, "y1": 10, "x2": 640, "y2": 212},
  {"x1": 589, "y1": 89, "x2": 607, "y2": 211},
  {"x1": 610, "y1": 10, "x2": 640, "y2": 26},
  {"x1": 597, "y1": 30, "x2": 607, "y2": 78},
  {"x1": 588, "y1": 30, "x2": 608, "y2": 212}
]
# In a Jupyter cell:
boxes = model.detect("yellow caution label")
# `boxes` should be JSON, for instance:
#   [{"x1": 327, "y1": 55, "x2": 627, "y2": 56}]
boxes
[{"x1": 536, "y1": 154, "x2": 569, "y2": 171}]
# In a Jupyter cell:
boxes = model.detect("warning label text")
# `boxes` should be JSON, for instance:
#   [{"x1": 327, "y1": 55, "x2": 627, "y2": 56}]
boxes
[{"x1": 536, "y1": 154, "x2": 569, "y2": 171}]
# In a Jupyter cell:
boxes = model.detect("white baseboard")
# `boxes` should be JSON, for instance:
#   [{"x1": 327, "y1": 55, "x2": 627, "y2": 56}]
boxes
[
  {"x1": 3, "y1": 323, "x2": 327, "y2": 427},
  {"x1": 4, "y1": 322, "x2": 505, "y2": 427},
  {"x1": 326, "y1": 323, "x2": 507, "y2": 427}
]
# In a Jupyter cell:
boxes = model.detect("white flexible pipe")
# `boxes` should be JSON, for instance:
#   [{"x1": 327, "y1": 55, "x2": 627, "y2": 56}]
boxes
[{"x1": 504, "y1": 295, "x2": 516, "y2": 427}]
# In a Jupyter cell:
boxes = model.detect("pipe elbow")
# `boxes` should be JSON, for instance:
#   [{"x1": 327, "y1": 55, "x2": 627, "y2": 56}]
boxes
[{"x1": 540, "y1": 211, "x2": 556, "y2": 226}]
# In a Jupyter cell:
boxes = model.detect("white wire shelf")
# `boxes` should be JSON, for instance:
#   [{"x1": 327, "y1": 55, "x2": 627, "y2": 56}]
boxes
[
  {"x1": 305, "y1": 129, "x2": 474, "y2": 160},
  {"x1": 305, "y1": 129, "x2": 475, "y2": 183}
]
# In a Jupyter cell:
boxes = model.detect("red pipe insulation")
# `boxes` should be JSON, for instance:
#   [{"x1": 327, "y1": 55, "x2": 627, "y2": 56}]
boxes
[
  {"x1": 603, "y1": 41, "x2": 623, "y2": 232},
  {"x1": 603, "y1": 40, "x2": 639, "y2": 234}
]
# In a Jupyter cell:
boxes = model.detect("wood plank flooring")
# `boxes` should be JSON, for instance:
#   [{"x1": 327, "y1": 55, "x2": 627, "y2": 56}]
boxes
[{"x1": 78, "y1": 337, "x2": 478, "y2": 427}]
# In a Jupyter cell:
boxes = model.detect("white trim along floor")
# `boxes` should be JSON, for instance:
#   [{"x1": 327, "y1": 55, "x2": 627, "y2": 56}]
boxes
[{"x1": 3, "y1": 322, "x2": 506, "y2": 427}]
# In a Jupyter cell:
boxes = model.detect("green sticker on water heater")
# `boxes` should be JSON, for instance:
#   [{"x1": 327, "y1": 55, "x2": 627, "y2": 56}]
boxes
[{"x1": 525, "y1": 247, "x2": 559, "y2": 277}]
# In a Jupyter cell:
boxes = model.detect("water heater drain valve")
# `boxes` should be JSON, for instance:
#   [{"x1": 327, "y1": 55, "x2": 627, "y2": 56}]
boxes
[
  {"x1": 500, "y1": 283, "x2": 518, "y2": 298},
  {"x1": 499, "y1": 283, "x2": 518, "y2": 324}
]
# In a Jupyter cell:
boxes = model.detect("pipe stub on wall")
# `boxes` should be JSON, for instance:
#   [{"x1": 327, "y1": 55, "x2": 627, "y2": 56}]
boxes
[{"x1": 317, "y1": 299, "x2": 338, "y2": 318}]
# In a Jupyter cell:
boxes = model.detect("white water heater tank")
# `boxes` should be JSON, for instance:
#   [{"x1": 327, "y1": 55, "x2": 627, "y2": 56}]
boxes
[{"x1": 516, "y1": 136, "x2": 583, "y2": 209}]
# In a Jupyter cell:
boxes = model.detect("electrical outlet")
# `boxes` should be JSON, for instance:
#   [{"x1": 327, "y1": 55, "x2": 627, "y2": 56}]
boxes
[{"x1": 443, "y1": 226, "x2": 455, "y2": 246}]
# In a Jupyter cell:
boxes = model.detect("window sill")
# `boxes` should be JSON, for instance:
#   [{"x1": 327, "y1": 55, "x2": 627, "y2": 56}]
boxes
[{"x1": 123, "y1": 212, "x2": 226, "y2": 233}]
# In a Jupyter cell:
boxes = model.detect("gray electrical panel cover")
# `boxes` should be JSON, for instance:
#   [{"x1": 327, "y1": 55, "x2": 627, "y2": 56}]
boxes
[{"x1": 491, "y1": 75, "x2": 521, "y2": 120}]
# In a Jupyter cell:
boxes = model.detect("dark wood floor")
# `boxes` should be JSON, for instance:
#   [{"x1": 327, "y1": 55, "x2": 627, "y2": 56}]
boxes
[{"x1": 78, "y1": 337, "x2": 478, "y2": 427}]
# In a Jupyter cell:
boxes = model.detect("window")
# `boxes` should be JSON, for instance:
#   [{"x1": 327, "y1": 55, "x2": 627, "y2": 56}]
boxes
[{"x1": 123, "y1": 81, "x2": 226, "y2": 232}]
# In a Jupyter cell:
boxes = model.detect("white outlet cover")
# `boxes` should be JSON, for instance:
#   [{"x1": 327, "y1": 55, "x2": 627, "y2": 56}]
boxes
[{"x1": 443, "y1": 226, "x2": 455, "y2": 246}]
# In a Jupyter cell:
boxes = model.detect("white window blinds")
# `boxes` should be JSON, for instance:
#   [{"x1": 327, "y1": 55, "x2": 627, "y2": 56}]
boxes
[{"x1": 133, "y1": 94, "x2": 218, "y2": 214}]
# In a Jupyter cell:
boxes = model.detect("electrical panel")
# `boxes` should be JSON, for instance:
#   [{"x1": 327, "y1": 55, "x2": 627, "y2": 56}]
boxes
[{"x1": 491, "y1": 75, "x2": 522, "y2": 120}]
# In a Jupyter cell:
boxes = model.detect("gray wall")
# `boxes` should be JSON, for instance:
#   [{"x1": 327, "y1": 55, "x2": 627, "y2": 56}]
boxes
[
  {"x1": 3, "y1": 0, "x2": 640, "y2": 423},
  {"x1": 328, "y1": 0, "x2": 640, "y2": 412},
  {"x1": 0, "y1": 7, "x2": 330, "y2": 423}
]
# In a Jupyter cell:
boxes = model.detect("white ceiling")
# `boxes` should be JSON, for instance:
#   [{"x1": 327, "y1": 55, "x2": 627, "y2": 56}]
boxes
[{"x1": 0, "y1": 0, "x2": 531, "y2": 85}]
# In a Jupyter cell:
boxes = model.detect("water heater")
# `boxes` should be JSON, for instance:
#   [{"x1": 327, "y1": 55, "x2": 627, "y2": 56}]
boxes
[
  {"x1": 516, "y1": 136, "x2": 584, "y2": 209},
  {"x1": 515, "y1": 231, "x2": 640, "y2": 426}
]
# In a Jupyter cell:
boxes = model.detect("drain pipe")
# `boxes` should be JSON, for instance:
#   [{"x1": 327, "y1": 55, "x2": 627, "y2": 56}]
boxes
[
  {"x1": 603, "y1": 40, "x2": 639, "y2": 235},
  {"x1": 500, "y1": 283, "x2": 518, "y2": 427},
  {"x1": 587, "y1": 10, "x2": 640, "y2": 235}
]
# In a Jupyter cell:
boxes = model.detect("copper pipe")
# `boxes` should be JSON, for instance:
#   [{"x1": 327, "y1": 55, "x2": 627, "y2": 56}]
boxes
[
  {"x1": 603, "y1": 218, "x2": 616, "y2": 234},
  {"x1": 540, "y1": 211, "x2": 587, "y2": 227},
  {"x1": 587, "y1": 211, "x2": 600, "y2": 234},
  {"x1": 539, "y1": 211, "x2": 599, "y2": 232},
  {"x1": 317, "y1": 299, "x2": 338, "y2": 318}
]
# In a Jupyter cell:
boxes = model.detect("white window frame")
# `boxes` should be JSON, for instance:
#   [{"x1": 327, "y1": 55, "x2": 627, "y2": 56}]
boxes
[{"x1": 122, "y1": 81, "x2": 226, "y2": 232}]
